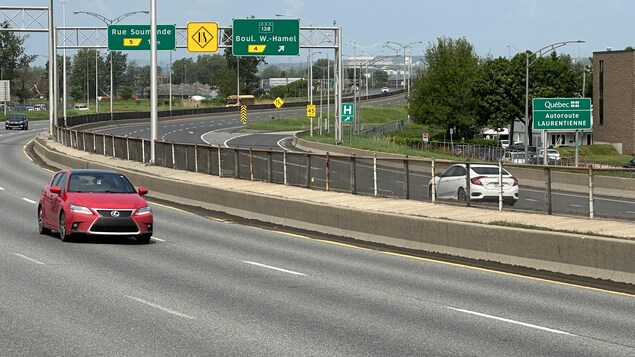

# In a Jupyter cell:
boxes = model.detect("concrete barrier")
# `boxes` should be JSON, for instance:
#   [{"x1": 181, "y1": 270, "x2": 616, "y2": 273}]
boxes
[{"x1": 33, "y1": 135, "x2": 635, "y2": 285}]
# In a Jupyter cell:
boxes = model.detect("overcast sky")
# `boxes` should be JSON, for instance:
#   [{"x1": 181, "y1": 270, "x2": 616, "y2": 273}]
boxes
[{"x1": 2, "y1": 0, "x2": 630, "y2": 67}]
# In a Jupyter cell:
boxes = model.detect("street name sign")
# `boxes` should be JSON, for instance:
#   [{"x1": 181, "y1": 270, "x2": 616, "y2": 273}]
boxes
[
  {"x1": 108, "y1": 24, "x2": 176, "y2": 51},
  {"x1": 532, "y1": 98, "x2": 592, "y2": 131},
  {"x1": 341, "y1": 103, "x2": 355, "y2": 123},
  {"x1": 232, "y1": 19, "x2": 300, "y2": 56},
  {"x1": 187, "y1": 22, "x2": 218, "y2": 52}
]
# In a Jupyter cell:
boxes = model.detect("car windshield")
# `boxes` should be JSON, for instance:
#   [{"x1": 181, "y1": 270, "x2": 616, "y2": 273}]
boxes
[
  {"x1": 8, "y1": 114, "x2": 25, "y2": 120},
  {"x1": 68, "y1": 173, "x2": 136, "y2": 193},
  {"x1": 472, "y1": 166, "x2": 511, "y2": 176}
]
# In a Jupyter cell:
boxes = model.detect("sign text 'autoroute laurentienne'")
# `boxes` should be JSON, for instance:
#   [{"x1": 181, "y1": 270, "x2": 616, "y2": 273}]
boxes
[
  {"x1": 108, "y1": 24, "x2": 176, "y2": 51},
  {"x1": 532, "y1": 98, "x2": 592, "y2": 131},
  {"x1": 232, "y1": 19, "x2": 300, "y2": 56}
]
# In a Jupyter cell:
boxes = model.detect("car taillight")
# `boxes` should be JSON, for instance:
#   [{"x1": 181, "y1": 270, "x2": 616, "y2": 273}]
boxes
[
  {"x1": 470, "y1": 176, "x2": 485, "y2": 185},
  {"x1": 512, "y1": 177, "x2": 519, "y2": 186}
]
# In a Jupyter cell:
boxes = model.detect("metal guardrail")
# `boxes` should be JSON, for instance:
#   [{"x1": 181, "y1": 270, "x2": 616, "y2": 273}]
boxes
[{"x1": 54, "y1": 126, "x2": 635, "y2": 220}]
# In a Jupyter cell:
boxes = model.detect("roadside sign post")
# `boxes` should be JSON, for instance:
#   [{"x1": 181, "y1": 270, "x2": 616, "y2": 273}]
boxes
[
  {"x1": 232, "y1": 19, "x2": 300, "y2": 56},
  {"x1": 107, "y1": 24, "x2": 176, "y2": 51},
  {"x1": 273, "y1": 97, "x2": 284, "y2": 120}
]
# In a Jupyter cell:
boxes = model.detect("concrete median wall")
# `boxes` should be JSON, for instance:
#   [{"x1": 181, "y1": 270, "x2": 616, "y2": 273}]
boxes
[{"x1": 33, "y1": 136, "x2": 635, "y2": 285}]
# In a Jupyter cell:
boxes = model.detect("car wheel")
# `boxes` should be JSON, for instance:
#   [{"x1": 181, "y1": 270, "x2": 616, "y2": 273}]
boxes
[
  {"x1": 59, "y1": 211, "x2": 71, "y2": 242},
  {"x1": 457, "y1": 187, "x2": 467, "y2": 202},
  {"x1": 136, "y1": 234, "x2": 152, "y2": 244},
  {"x1": 506, "y1": 200, "x2": 516, "y2": 207},
  {"x1": 38, "y1": 206, "x2": 51, "y2": 235}
]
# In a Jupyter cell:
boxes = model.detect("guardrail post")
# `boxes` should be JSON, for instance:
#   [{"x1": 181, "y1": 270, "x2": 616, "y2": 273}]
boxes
[
  {"x1": 171, "y1": 142, "x2": 175, "y2": 169},
  {"x1": 349, "y1": 154, "x2": 356, "y2": 194},
  {"x1": 404, "y1": 156, "x2": 410, "y2": 199},
  {"x1": 112, "y1": 134, "x2": 115, "y2": 158},
  {"x1": 249, "y1": 148, "x2": 254, "y2": 181},
  {"x1": 234, "y1": 149, "x2": 240, "y2": 179},
  {"x1": 373, "y1": 153, "x2": 378, "y2": 196},
  {"x1": 325, "y1": 152, "x2": 331, "y2": 192},
  {"x1": 431, "y1": 159, "x2": 436, "y2": 203},
  {"x1": 218, "y1": 146, "x2": 223, "y2": 178},
  {"x1": 126, "y1": 136, "x2": 130, "y2": 160},
  {"x1": 93, "y1": 132, "x2": 96, "y2": 153},
  {"x1": 465, "y1": 163, "x2": 471, "y2": 207},
  {"x1": 141, "y1": 138, "x2": 145, "y2": 164},
  {"x1": 194, "y1": 144, "x2": 198, "y2": 172},
  {"x1": 306, "y1": 153, "x2": 312, "y2": 188},
  {"x1": 82, "y1": 131, "x2": 85, "y2": 151},
  {"x1": 589, "y1": 166, "x2": 594, "y2": 219},
  {"x1": 498, "y1": 160, "x2": 503, "y2": 211},
  {"x1": 283, "y1": 151, "x2": 288, "y2": 185},
  {"x1": 267, "y1": 150, "x2": 273, "y2": 183},
  {"x1": 102, "y1": 133, "x2": 106, "y2": 156},
  {"x1": 545, "y1": 166, "x2": 552, "y2": 215}
]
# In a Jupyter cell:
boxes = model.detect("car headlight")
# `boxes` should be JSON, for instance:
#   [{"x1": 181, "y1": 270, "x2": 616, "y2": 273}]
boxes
[
  {"x1": 135, "y1": 205, "x2": 152, "y2": 215},
  {"x1": 70, "y1": 203, "x2": 92, "y2": 214}
]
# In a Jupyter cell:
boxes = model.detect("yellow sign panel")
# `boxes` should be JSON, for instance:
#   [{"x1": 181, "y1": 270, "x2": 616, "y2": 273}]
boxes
[
  {"x1": 123, "y1": 38, "x2": 143, "y2": 47},
  {"x1": 306, "y1": 104, "x2": 316, "y2": 117},
  {"x1": 247, "y1": 44, "x2": 267, "y2": 53},
  {"x1": 273, "y1": 97, "x2": 284, "y2": 108},
  {"x1": 187, "y1": 22, "x2": 218, "y2": 52},
  {"x1": 240, "y1": 105, "x2": 247, "y2": 123}
]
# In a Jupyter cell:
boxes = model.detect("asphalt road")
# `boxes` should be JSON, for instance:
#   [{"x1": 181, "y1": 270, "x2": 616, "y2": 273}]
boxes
[{"x1": 1, "y1": 121, "x2": 635, "y2": 356}]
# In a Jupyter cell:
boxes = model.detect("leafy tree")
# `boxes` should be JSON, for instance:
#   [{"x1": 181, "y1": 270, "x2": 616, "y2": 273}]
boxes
[
  {"x1": 104, "y1": 51, "x2": 128, "y2": 97},
  {"x1": 70, "y1": 49, "x2": 103, "y2": 101},
  {"x1": 260, "y1": 65, "x2": 282, "y2": 79},
  {"x1": 171, "y1": 57, "x2": 194, "y2": 84},
  {"x1": 373, "y1": 69, "x2": 389, "y2": 86},
  {"x1": 408, "y1": 37, "x2": 480, "y2": 139},
  {"x1": 223, "y1": 26, "x2": 266, "y2": 95},
  {"x1": 193, "y1": 54, "x2": 226, "y2": 85}
]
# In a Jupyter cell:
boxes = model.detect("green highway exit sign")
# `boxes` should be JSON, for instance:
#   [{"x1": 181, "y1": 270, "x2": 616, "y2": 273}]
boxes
[
  {"x1": 232, "y1": 19, "x2": 300, "y2": 56},
  {"x1": 532, "y1": 98, "x2": 592, "y2": 131},
  {"x1": 108, "y1": 24, "x2": 176, "y2": 51}
]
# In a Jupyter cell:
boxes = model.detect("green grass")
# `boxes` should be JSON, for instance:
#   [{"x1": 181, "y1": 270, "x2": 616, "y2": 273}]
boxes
[{"x1": 557, "y1": 144, "x2": 632, "y2": 167}]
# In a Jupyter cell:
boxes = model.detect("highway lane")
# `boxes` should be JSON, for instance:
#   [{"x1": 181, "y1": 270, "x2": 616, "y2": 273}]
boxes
[{"x1": 1, "y1": 125, "x2": 635, "y2": 355}]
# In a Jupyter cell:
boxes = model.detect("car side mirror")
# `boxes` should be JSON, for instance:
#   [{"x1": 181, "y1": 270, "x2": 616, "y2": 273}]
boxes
[
  {"x1": 138, "y1": 187, "x2": 149, "y2": 196},
  {"x1": 50, "y1": 186, "x2": 62, "y2": 195}
]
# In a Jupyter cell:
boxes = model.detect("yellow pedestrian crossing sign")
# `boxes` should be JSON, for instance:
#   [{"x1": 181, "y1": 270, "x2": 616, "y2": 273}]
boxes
[
  {"x1": 306, "y1": 104, "x2": 316, "y2": 117},
  {"x1": 273, "y1": 97, "x2": 284, "y2": 108}
]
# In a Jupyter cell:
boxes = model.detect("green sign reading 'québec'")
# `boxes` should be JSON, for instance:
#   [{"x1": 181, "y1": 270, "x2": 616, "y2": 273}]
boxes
[
  {"x1": 232, "y1": 19, "x2": 299, "y2": 56},
  {"x1": 107, "y1": 24, "x2": 176, "y2": 51},
  {"x1": 532, "y1": 98, "x2": 592, "y2": 131}
]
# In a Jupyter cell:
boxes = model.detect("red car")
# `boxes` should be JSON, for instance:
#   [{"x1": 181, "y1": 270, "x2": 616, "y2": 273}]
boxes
[{"x1": 38, "y1": 169, "x2": 153, "y2": 243}]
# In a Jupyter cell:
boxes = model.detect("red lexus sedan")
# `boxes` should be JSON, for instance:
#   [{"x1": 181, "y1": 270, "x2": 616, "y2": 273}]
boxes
[{"x1": 38, "y1": 169, "x2": 153, "y2": 243}]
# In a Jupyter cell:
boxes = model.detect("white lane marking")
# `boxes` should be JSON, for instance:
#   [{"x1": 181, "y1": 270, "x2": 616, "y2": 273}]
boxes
[
  {"x1": 627, "y1": 211, "x2": 635, "y2": 214},
  {"x1": 125, "y1": 295, "x2": 195, "y2": 320},
  {"x1": 570, "y1": 204, "x2": 583, "y2": 208},
  {"x1": 22, "y1": 198, "x2": 36, "y2": 204},
  {"x1": 13, "y1": 253, "x2": 45, "y2": 265},
  {"x1": 446, "y1": 307, "x2": 575, "y2": 336},
  {"x1": 524, "y1": 198, "x2": 538, "y2": 202},
  {"x1": 243, "y1": 261, "x2": 307, "y2": 276},
  {"x1": 150, "y1": 236, "x2": 165, "y2": 242},
  {"x1": 0, "y1": 187, "x2": 4, "y2": 190}
]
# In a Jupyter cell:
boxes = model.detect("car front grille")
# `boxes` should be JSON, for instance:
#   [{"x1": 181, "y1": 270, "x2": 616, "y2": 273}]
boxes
[{"x1": 89, "y1": 209, "x2": 139, "y2": 234}]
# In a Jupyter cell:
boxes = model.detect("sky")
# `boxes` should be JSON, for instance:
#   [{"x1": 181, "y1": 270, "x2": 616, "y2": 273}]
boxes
[{"x1": 1, "y1": 0, "x2": 632, "y2": 67}]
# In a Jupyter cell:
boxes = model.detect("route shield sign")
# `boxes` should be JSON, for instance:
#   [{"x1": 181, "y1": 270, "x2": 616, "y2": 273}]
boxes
[
  {"x1": 108, "y1": 24, "x2": 176, "y2": 51},
  {"x1": 232, "y1": 19, "x2": 300, "y2": 56},
  {"x1": 532, "y1": 98, "x2": 592, "y2": 131},
  {"x1": 187, "y1": 22, "x2": 218, "y2": 52},
  {"x1": 341, "y1": 103, "x2": 354, "y2": 123}
]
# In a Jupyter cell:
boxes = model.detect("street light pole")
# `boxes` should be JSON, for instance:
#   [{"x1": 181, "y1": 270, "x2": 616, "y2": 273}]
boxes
[
  {"x1": 385, "y1": 41, "x2": 422, "y2": 99},
  {"x1": 524, "y1": 40, "x2": 585, "y2": 163},
  {"x1": 59, "y1": 0, "x2": 69, "y2": 126},
  {"x1": 73, "y1": 10, "x2": 149, "y2": 120}
]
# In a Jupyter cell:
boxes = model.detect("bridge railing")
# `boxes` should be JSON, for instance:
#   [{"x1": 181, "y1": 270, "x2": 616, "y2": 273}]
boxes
[{"x1": 54, "y1": 126, "x2": 635, "y2": 220}]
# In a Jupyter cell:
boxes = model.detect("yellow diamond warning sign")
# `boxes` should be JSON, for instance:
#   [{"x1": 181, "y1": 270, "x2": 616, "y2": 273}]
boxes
[{"x1": 187, "y1": 22, "x2": 218, "y2": 52}]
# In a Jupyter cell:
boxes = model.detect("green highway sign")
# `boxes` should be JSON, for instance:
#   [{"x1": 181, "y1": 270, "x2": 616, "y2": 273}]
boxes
[
  {"x1": 341, "y1": 103, "x2": 355, "y2": 123},
  {"x1": 108, "y1": 24, "x2": 176, "y2": 51},
  {"x1": 532, "y1": 97, "x2": 592, "y2": 131},
  {"x1": 232, "y1": 19, "x2": 300, "y2": 56}
]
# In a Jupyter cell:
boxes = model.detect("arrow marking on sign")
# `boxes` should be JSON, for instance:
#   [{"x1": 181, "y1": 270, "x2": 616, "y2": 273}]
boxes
[{"x1": 278, "y1": 45, "x2": 285, "y2": 52}]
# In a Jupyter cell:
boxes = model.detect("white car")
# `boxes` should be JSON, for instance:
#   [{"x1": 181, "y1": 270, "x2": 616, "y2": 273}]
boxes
[
  {"x1": 537, "y1": 148, "x2": 561, "y2": 161},
  {"x1": 429, "y1": 164, "x2": 519, "y2": 206},
  {"x1": 381, "y1": 87, "x2": 389, "y2": 93}
]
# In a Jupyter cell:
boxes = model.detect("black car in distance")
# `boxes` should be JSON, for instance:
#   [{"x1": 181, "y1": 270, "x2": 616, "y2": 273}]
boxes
[
  {"x1": 5, "y1": 113, "x2": 28, "y2": 130},
  {"x1": 624, "y1": 157, "x2": 635, "y2": 168}
]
